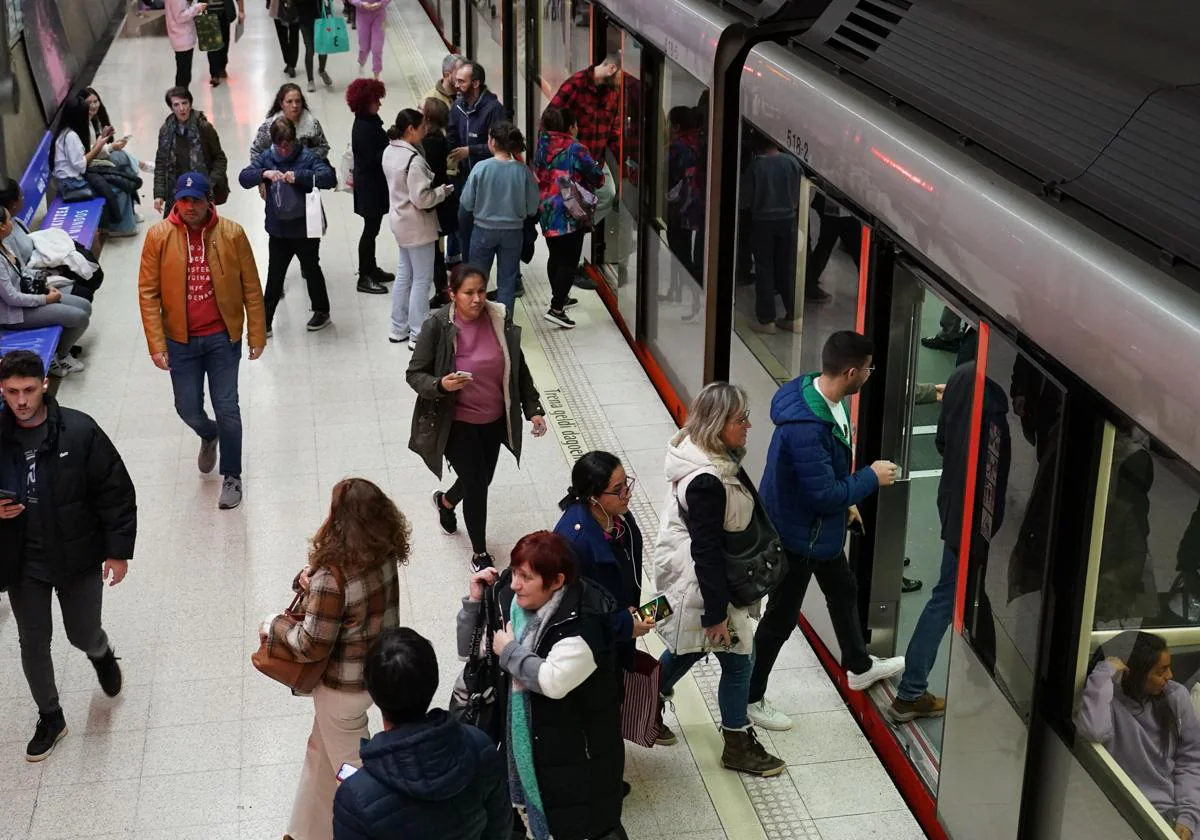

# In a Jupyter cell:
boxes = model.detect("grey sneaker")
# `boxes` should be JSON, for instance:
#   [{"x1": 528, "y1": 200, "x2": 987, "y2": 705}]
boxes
[
  {"x1": 218, "y1": 476, "x2": 242, "y2": 510},
  {"x1": 198, "y1": 437, "x2": 218, "y2": 474}
]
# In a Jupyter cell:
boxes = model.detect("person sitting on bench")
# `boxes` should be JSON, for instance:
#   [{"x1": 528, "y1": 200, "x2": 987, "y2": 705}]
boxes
[{"x1": 0, "y1": 206, "x2": 91, "y2": 377}]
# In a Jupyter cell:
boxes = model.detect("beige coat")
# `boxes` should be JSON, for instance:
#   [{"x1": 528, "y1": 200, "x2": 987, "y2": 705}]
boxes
[{"x1": 382, "y1": 139, "x2": 451, "y2": 248}]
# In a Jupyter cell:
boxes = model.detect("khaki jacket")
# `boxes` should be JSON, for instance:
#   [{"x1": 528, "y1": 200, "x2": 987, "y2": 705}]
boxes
[{"x1": 138, "y1": 214, "x2": 267, "y2": 355}]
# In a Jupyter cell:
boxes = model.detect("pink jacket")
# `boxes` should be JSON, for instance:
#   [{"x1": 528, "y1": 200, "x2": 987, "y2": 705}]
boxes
[{"x1": 166, "y1": 0, "x2": 204, "y2": 51}]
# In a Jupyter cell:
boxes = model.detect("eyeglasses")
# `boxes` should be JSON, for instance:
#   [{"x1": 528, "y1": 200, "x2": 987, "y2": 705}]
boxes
[{"x1": 601, "y1": 476, "x2": 637, "y2": 497}]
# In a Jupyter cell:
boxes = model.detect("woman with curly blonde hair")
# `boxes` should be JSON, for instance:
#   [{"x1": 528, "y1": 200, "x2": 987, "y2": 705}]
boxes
[{"x1": 260, "y1": 477, "x2": 410, "y2": 840}]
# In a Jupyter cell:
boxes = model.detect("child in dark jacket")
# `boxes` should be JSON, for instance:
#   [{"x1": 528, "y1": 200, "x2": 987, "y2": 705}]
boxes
[{"x1": 333, "y1": 628, "x2": 510, "y2": 840}]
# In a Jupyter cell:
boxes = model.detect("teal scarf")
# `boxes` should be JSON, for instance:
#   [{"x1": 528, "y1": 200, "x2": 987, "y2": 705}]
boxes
[{"x1": 508, "y1": 599, "x2": 551, "y2": 839}]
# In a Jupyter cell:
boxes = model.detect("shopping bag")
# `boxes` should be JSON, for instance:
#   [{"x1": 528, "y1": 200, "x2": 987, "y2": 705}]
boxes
[
  {"x1": 306, "y1": 189, "x2": 326, "y2": 238},
  {"x1": 339, "y1": 144, "x2": 354, "y2": 193},
  {"x1": 271, "y1": 180, "x2": 305, "y2": 221},
  {"x1": 621, "y1": 649, "x2": 661, "y2": 748},
  {"x1": 314, "y1": 1, "x2": 351, "y2": 54},
  {"x1": 195, "y1": 12, "x2": 224, "y2": 52}
]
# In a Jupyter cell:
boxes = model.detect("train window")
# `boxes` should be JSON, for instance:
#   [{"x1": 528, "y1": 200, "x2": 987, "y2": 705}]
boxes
[
  {"x1": 470, "y1": 0, "x2": 504, "y2": 104},
  {"x1": 534, "y1": 0, "x2": 590, "y2": 113},
  {"x1": 1071, "y1": 420, "x2": 1200, "y2": 840},
  {"x1": 732, "y1": 122, "x2": 863, "y2": 384},
  {"x1": 641, "y1": 56, "x2": 709, "y2": 405}
]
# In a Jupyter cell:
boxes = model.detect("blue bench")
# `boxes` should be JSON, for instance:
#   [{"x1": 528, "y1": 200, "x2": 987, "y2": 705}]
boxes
[
  {"x1": 0, "y1": 133, "x2": 104, "y2": 359},
  {"x1": 18, "y1": 131, "x2": 106, "y2": 250},
  {"x1": 0, "y1": 325, "x2": 64, "y2": 374}
]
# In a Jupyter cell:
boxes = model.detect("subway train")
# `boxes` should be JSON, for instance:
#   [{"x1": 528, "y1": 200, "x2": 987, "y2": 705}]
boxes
[{"x1": 423, "y1": 0, "x2": 1200, "y2": 837}]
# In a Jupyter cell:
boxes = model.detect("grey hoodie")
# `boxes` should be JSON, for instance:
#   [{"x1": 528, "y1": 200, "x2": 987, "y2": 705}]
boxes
[{"x1": 1075, "y1": 660, "x2": 1200, "y2": 833}]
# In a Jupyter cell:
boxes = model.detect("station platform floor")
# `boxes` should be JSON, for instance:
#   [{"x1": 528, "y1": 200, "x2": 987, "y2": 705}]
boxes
[{"x1": 0, "y1": 4, "x2": 925, "y2": 838}]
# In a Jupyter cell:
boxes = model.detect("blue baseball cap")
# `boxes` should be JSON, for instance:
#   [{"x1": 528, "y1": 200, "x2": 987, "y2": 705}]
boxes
[{"x1": 174, "y1": 172, "x2": 212, "y2": 201}]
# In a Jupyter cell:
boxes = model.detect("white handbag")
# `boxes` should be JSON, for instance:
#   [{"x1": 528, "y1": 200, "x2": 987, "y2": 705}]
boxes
[
  {"x1": 339, "y1": 144, "x2": 354, "y2": 193},
  {"x1": 305, "y1": 189, "x2": 326, "y2": 238}
]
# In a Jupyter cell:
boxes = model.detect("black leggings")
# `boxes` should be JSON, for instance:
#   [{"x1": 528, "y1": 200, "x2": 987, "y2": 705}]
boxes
[
  {"x1": 444, "y1": 418, "x2": 506, "y2": 554},
  {"x1": 300, "y1": 23, "x2": 329, "y2": 81},
  {"x1": 358, "y1": 213, "x2": 383, "y2": 275},
  {"x1": 174, "y1": 48, "x2": 194, "y2": 89},
  {"x1": 275, "y1": 21, "x2": 300, "y2": 69},
  {"x1": 545, "y1": 229, "x2": 586, "y2": 312}
]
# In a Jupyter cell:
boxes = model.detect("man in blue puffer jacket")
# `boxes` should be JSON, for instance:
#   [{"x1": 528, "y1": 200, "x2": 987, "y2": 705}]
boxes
[
  {"x1": 333, "y1": 628, "x2": 510, "y2": 840},
  {"x1": 746, "y1": 330, "x2": 906, "y2": 733}
]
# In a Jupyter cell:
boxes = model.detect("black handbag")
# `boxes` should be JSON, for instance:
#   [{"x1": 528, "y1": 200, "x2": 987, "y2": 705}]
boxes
[
  {"x1": 678, "y1": 478, "x2": 788, "y2": 608},
  {"x1": 449, "y1": 580, "x2": 503, "y2": 741}
]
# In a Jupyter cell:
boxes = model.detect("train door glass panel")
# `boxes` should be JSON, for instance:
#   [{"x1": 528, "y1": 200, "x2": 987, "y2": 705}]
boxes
[
  {"x1": 936, "y1": 328, "x2": 1065, "y2": 838},
  {"x1": 1063, "y1": 420, "x2": 1200, "y2": 839},
  {"x1": 596, "y1": 28, "x2": 640, "y2": 331},
  {"x1": 514, "y1": 0, "x2": 527, "y2": 133},
  {"x1": 535, "y1": 0, "x2": 589, "y2": 114},
  {"x1": 868, "y1": 265, "x2": 971, "y2": 789},
  {"x1": 471, "y1": 0, "x2": 503, "y2": 103},
  {"x1": 642, "y1": 57, "x2": 708, "y2": 404}
]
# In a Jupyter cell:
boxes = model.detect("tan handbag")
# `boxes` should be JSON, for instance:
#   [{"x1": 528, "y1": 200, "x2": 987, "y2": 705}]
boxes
[{"x1": 252, "y1": 565, "x2": 344, "y2": 693}]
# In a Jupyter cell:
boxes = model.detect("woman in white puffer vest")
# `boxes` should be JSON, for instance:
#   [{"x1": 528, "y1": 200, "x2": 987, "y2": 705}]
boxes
[{"x1": 651, "y1": 381, "x2": 785, "y2": 777}]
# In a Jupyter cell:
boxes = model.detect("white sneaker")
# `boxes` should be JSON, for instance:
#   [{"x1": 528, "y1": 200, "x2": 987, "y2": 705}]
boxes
[
  {"x1": 846, "y1": 655, "x2": 906, "y2": 691},
  {"x1": 747, "y1": 698, "x2": 793, "y2": 731}
]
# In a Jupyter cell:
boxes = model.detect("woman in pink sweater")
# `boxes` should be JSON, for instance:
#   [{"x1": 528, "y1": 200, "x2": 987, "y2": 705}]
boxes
[{"x1": 166, "y1": 0, "x2": 208, "y2": 90}]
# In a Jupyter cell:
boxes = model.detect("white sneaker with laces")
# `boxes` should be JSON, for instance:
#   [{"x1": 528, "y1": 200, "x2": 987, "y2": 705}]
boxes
[
  {"x1": 747, "y1": 698, "x2": 793, "y2": 731},
  {"x1": 846, "y1": 655, "x2": 906, "y2": 691}
]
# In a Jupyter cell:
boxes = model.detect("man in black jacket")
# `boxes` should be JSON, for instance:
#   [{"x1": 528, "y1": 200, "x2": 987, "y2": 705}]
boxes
[
  {"x1": 333, "y1": 627, "x2": 510, "y2": 840},
  {"x1": 0, "y1": 350, "x2": 137, "y2": 762}
]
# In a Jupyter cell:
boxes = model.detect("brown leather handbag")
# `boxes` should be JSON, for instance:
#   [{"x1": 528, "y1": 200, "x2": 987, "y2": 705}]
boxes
[{"x1": 252, "y1": 566, "x2": 343, "y2": 693}]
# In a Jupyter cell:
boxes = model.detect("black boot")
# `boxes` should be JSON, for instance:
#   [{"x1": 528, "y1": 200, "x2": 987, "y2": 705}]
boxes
[
  {"x1": 370, "y1": 267, "x2": 395, "y2": 284},
  {"x1": 357, "y1": 275, "x2": 388, "y2": 295},
  {"x1": 90, "y1": 647, "x2": 123, "y2": 697},
  {"x1": 26, "y1": 708, "x2": 67, "y2": 762},
  {"x1": 655, "y1": 695, "x2": 678, "y2": 746}
]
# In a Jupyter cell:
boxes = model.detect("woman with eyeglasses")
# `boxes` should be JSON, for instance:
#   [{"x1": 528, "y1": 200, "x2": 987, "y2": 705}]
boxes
[
  {"x1": 652, "y1": 382, "x2": 786, "y2": 777},
  {"x1": 554, "y1": 451, "x2": 653, "y2": 658}
]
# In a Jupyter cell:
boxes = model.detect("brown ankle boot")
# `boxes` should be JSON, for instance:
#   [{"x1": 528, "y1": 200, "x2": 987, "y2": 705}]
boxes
[{"x1": 721, "y1": 726, "x2": 785, "y2": 776}]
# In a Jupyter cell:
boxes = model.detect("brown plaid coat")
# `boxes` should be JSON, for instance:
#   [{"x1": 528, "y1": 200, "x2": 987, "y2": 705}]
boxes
[{"x1": 265, "y1": 561, "x2": 400, "y2": 691}]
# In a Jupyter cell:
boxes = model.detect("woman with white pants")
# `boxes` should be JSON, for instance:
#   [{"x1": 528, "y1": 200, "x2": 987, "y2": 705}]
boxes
[{"x1": 381, "y1": 109, "x2": 453, "y2": 349}]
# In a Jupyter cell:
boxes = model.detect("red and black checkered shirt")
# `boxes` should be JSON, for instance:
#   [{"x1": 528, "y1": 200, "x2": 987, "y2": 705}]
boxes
[{"x1": 550, "y1": 68, "x2": 621, "y2": 165}]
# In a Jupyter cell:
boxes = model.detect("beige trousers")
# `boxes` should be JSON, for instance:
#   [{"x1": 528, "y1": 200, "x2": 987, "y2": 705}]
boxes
[{"x1": 286, "y1": 683, "x2": 373, "y2": 840}]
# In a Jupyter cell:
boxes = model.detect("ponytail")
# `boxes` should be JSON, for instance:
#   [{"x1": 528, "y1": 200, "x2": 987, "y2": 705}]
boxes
[{"x1": 387, "y1": 108, "x2": 424, "y2": 141}]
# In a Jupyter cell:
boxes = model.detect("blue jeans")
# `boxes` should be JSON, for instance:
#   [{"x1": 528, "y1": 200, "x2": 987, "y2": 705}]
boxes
[
  {"x1": 658, "y1": 647, "x2": 754, "y2": 729},
  {"x1": 897, "y1": 544, "x2": 959, "y2": 701},
  {"x1": 470, "y1": 225, "x2": 523, "y2": 314},
  {"x1": 167, "y1": 333, "x2": 243, "y2": 478},
  {"x1": 390, "y1": 242, "x2": 437, "y2": 342}
]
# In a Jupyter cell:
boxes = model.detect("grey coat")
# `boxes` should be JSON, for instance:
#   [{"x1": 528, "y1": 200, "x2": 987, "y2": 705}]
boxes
[{"x1": 406, "y1": 302, "x2": 544, "y2": 479}]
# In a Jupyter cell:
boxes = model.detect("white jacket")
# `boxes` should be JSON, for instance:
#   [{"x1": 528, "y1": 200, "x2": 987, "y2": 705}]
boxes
[
  {"x1": 382, "y1": 140, "x2": 450, "y2": 248},
  {"x1": 27, "y1": 228, "x2": 97, "y2": 280},
  {"x1": 652, "y1": 431, "x2": 758, "y2": 656}
]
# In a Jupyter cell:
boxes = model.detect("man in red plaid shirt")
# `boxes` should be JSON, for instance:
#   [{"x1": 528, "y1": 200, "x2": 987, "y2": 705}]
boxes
[{"x1": 550, "y1": 53, "x2": 622, "y2": 225}]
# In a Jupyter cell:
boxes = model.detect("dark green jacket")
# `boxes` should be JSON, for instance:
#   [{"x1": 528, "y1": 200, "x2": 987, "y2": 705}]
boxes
[{"x1": 406, "y1": 303, "x2": 544, "y2": 478}]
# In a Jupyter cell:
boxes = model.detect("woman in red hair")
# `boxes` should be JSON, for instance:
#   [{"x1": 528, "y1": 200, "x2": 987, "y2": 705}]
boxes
[
  {"x1": 457, "y1": 531, "x2": 626, "y2": 840},
  {"x1": 345, "y1": 77, "x2": 394, "y2": 295}
]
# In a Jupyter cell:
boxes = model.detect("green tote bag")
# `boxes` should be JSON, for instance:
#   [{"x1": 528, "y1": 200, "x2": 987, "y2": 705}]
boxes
[
  {"x1": 195, "y1": 12, "x2": 224, "y2": 52},
  {"x1": 314, "y1": 0, "x2": 350, "y2": 55}
]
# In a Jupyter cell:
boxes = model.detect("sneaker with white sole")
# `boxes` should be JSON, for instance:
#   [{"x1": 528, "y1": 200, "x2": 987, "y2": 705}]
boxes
[
  {"x1": 48, "y1": 356, "x2": 84, "y2": 377},
  {"x1": 747, "y1": 698, "x2": 793, "y2": 731},
  {"x1": 544, "y1": 309, "x2": 576, "y2": 329},
  {"x1": 306, "y1": 312, "x2": 331, "y2": 331},
  {"x1": 218, "y1": 476, "x2": 242, "y2": 510},
  {"x1": 846, "y1": 654, "x2": 906, "y2": 691}
]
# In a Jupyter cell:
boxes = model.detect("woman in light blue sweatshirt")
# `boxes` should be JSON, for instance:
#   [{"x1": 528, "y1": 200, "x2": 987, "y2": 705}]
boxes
[
  {"x1": 460, "y1": 121, "x2": 540, "y2": 316},
  {"x1": 1076, "y1": 631, "x2": 1200, "y2": 839}
]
